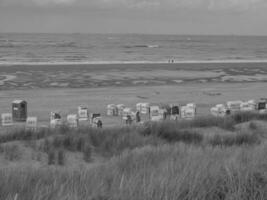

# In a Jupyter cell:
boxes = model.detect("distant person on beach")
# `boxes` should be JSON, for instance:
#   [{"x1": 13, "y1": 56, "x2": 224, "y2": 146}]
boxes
[
  {"x1": 126, "y1": 115, "x2": 132, "y2": 125},
  {"x1": 97, "y1": 120, "x2": 102, "y2": 128}
]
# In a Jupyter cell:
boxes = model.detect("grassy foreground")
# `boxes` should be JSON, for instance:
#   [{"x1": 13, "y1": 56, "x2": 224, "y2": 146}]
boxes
[{"x1": 1, "y1": 112, "x2": 267, "y2": 200}]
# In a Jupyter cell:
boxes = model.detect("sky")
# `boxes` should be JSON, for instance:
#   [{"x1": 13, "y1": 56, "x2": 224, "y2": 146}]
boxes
[{"x1": 0, "y1": 0, "x2": 267, "y2": 35}]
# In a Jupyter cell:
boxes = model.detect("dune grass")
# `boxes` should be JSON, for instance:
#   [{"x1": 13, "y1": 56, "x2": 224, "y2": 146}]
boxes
[
  {"x1": 1, "y1": 144, "x2": 267, "y2": 200},
  {"x1": 1, "y1": 112, "x2": 267, "y2": 199}
]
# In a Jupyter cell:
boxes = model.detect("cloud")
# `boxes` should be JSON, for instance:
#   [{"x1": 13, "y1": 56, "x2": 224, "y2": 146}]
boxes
[
  {"x1": 0, "y1": 0, "x2": 76, "y2": 6},
  {"x1": 1, "y1": 0, "x2": 266, "y2": 12},
  {"x1": 33, "y1": 0, "x2": 76, "y2": 6},
  {"x1": 205, "y1": 0, "x2": 265, "y2": 11}
]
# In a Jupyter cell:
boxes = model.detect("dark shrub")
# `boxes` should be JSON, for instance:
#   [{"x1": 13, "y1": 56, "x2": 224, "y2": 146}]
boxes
[
  {"x1": 58, "y1": 149, "x2": 65, "y2": 166},
  {"x1": 48, "y1": 150, "x2": 56, "y2": 165},
  {"x1": 63, "y1": 136, "x2": 72, "y2": 150},
  {"x1": 76, "y1": 137, "x2": 85, "y2": 152},
  {"x1": 160, "y1": 129, "x2": 203, "y2": 144},
  {"x1": 141, "y1": 121, "x2": 203, "y2": 144},
  {"x1": 209, "y1": 132, "x2": 259, "y2": 147}
]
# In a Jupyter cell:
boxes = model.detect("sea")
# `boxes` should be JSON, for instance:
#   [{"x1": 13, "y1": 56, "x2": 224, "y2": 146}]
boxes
[{"x1": 1, "y1": 33, "x2": 267, "y2": 65}]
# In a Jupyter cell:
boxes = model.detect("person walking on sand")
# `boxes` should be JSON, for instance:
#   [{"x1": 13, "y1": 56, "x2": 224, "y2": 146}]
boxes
[{"x1": 97, "y1": 119, "x2": 102, "y2": 128}]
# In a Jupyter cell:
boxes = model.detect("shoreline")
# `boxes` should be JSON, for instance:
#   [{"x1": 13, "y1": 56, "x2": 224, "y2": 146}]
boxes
[
  {"x1": 1, "y1": 59, "x2": 267, "y2": 67},
  {"x1": 0, "y1": 60, "x2": 267, "y2": 73}
]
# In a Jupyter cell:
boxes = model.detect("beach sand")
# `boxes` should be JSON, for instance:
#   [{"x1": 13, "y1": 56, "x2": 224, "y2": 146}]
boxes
[{"x1": 1, "y1": 62, "x2": 267, "y2": 127}]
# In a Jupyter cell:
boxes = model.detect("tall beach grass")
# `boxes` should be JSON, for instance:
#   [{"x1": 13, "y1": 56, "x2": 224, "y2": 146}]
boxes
[{"x1": 1, "y1": 112, "x2": 267, "y2": 199}]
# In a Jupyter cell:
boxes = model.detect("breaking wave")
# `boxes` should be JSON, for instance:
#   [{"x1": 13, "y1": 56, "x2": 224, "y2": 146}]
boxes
[
  {"x1": 123, "y1": 44, "x2": 159, "y2": 49},
  {"x1": 0, "y1": 41, "x2": 78, "y2": 48}
]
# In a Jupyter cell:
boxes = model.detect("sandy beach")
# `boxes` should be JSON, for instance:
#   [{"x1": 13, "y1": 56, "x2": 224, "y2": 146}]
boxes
[{"x1": 1, "y1": 62, "x2": 267, "y2": 127}]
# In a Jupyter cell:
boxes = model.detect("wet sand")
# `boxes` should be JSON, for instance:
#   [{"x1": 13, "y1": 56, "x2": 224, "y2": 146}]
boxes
[{"x1": 0, "y1": 62, "x2": 267, "y2": 90}]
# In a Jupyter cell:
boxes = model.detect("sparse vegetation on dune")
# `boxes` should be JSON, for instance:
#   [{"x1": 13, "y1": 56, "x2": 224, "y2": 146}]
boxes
[
  {"x1": 1, "y1": 112, "x2": 267, "y2": 199},
  {"x1": 1, "y1": 144, "x2": 267, "y2": 200}
]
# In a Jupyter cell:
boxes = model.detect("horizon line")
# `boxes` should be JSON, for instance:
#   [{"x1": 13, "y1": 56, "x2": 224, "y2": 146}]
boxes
[{"x1": 0, "y1": 32, "x2": 267, "y2": 37}]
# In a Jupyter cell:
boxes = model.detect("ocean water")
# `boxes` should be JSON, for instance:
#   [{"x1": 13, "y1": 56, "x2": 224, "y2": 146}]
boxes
[{"x1": 0, "y1": 33, "x2": 267, "y2": 65}]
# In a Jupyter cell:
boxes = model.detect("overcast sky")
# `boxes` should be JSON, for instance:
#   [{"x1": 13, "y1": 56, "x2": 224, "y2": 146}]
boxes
[{"x1": 0, "y1": 0, "x2": 267, "y2": 35}]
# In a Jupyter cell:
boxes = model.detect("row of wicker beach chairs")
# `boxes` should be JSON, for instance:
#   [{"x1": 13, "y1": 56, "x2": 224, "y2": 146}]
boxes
[{"x1": 1, "y1": 99, "x2": 267, "y2": 129}]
